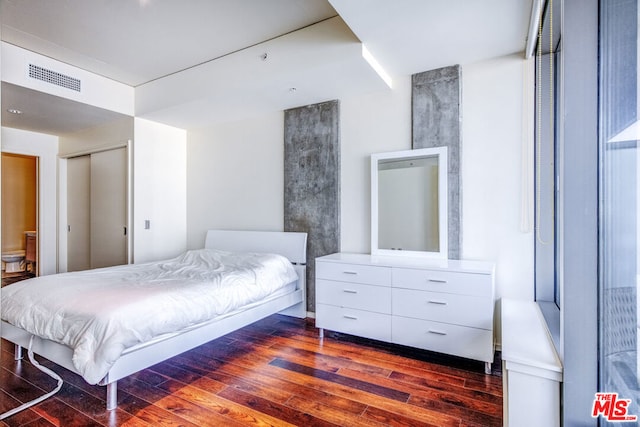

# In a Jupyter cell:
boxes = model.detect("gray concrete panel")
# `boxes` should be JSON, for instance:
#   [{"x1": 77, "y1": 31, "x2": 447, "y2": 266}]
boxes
[
  {"x1": 412, "y1": 65, "x2": 462, "y2": 259},
  {"x1": 284, "y1": 100, "x2": 340, "y2": 312}
]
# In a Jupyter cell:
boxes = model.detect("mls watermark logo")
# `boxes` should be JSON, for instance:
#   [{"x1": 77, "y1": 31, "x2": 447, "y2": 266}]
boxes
[{"x1": 592, "y1": 393, "x2": 638, "y2": 422}]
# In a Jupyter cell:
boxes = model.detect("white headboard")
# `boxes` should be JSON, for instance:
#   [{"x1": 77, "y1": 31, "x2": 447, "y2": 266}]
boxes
[{"x1": 204, "y1": 230, "x2": 307, "y2": 264}]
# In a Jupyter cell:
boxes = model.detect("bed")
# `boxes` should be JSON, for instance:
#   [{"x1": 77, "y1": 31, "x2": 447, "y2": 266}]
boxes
[{"x1": 0, "y1": 229, "x2": 307, "y2": 410}]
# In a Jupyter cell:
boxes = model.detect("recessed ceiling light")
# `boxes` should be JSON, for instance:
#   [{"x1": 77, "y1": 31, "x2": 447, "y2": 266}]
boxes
[
  {"x1": 7, "y1": 108, "x2": 22, "y2": 115},
  {"x1": 288, "y1": 87, "x2": 297, "y2": 93}
]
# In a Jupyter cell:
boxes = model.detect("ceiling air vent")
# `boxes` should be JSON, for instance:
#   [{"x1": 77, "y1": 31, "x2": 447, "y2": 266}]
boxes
[{"x1": 28, "y1": 64, "x2": 81, "y2": 92}]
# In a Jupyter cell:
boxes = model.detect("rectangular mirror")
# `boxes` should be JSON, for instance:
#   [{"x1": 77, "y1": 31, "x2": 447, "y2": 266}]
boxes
[{"x1": 371, "y1": 147, "x2": 448, "y2": 258}]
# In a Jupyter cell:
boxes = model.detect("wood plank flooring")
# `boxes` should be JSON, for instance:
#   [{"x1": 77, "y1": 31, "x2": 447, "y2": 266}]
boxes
[
  {"x1": 1, "y1": 273, "x2": 35, "y2": 287},
  {"x1": 0, "y1": 315, "x2": 502, "y2": 426}
]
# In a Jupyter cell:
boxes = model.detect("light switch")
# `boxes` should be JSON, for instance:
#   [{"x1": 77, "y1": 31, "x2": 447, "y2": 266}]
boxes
[{"x1": 144, "y1": 220, "x2": 151, "y2": 230}]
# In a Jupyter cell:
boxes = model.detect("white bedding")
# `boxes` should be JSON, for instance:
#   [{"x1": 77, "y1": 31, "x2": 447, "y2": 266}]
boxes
[{"x1": 0, "y1": 249, "x2": 298, "y2": 384}]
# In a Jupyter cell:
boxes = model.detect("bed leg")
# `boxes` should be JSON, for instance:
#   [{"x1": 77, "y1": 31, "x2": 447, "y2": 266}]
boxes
[
  {"x1": 485, "y1": 362, "x2": 492, "y2": 375},
  {"x1": 14, "y1": 345, "x2": 23, "y2": 361},
  {"x1": 106, "y1": 382, "x2": 117, "y2": 411},
  {"x1": 319, "y1": 328, "x2": 324, "y2": 340}
]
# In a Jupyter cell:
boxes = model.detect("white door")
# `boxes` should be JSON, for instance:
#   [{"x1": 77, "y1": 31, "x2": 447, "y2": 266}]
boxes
[
  {"x1": 66, "y1": 147, "x2": 128, "y2": 271},
  {"x1": 90, "y1": 148, "x2": 127, "y2": 269},
  {"x1": 67, "y1": 155, "x2": 91, "y2": 271}
]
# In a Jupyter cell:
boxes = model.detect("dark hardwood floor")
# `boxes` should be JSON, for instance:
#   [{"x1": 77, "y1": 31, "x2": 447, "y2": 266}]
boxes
[
  {"x1": 0, "y1": 315, "x2": 502, "y2": 426},
  {"x1": 1, "y1": 272, "x2": 35, "y2": 287}
]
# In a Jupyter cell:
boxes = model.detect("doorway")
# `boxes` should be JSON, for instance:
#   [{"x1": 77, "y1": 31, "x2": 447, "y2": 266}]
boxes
[{"x1": 1, "y1": 153, "x2": 38, "y2": 286}]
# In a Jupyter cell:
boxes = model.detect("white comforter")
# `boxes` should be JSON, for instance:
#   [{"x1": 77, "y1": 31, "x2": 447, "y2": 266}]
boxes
[{"x1": 1, "y1": 249, "x2": 298, "y2": 384}]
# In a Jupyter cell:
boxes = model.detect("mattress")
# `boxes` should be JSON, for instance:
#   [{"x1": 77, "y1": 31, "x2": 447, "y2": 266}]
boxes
[{"x1": 1, "y1": 249, "x2": 298, "y2": 384}]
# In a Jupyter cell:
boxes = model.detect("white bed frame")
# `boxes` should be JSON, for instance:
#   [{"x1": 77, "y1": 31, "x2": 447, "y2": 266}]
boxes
[{"x1": 1, "y1": 229, "x2": 307, "y2": 410}]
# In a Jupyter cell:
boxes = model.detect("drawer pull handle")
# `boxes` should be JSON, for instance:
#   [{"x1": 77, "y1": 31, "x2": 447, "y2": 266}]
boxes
[
  {"x1": 428, "y1": 279, "x2": 447, "y2": 284},
  {"x1": 343, "y1": 271, "x2": 358, "y2": 275},
  {"x1": 428, "y1": 300, "x2": 447, "y2": 305},
  {"x1": 343, "y1": 289, "x2": 358, "y2": 294},
  {"x1": 343, "y1": 315, "x2": 358, "y2": 320},
  {"x1": 428, "y1": 329, "x2": 447, "y2": 336}
]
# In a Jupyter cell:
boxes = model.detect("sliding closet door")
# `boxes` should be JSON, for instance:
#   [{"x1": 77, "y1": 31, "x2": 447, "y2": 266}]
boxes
[
  {"x1": 67, "y1": 147, "x2": 128, "y2": 271},
  {"x1": 90, "y1": 147, "x2": 127, "y2": 268},
  {"x1": 67, "y1": 155, "x2": 91, "y2": 272}
]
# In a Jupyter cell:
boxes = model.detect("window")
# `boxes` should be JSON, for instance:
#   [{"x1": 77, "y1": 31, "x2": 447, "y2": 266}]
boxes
[
  {"x1": 535, "y1": 1, "x2": 600, "y2": 422},
  {"x1": 534, "y1": 0, "x2": 561, "y2": 346},
  {"x1": 599, "y1": 0, "x2": 639, "y2": 412}
]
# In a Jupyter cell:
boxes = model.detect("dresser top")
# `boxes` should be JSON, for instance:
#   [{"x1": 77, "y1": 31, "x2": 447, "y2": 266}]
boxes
[{"x1": 316, "y1": 252, "x2": 495, "y2": 275}]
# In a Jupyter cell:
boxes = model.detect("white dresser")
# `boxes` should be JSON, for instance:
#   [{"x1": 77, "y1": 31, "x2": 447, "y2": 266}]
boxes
[{"x1": 315, "y1": 253, "x2": 496, "y2": 372}]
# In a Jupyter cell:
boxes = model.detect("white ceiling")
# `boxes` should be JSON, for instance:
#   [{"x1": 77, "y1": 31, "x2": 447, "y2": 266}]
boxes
[
  {"x1": 0, "y1": 0, "x2": 532, "y2": 135},
  {"x1": 1, "y1": 0, "x2": 338, "y2": 87},
  {"x1": 331, "y1": 0, "x2": 533, "y2": 77},
  {"x1": 1, "y1": 82, "x2": 126, "y2": 135}
]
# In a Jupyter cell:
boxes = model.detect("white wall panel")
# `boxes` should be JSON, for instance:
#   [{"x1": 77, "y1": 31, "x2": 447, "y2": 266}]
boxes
[
  {"x1": 133, "y1": 118, "x2": 187, "y2": 263},
  {"x1": 186, "y1": 112, "x2": 285, "y2": 250},
  {"x1": 340, "y1": 76, "x2": 412, "y2": 254},
  {"x1": 461, "y1": 54, "x2": 534, "y2": 303},
  {"x1": 58, "y1": 117, "x2": 133, "y2": 157}
]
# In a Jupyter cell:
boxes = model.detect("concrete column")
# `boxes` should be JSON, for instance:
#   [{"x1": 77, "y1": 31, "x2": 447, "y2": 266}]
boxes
[
  {"x1": 284, "y1": 100, "x2": 340, "y2": 312},
  {"x1": 412, "y1": 65, "x2": 462, "y2": 259}
]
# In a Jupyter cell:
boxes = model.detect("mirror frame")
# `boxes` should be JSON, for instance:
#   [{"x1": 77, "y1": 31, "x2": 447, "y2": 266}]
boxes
[{"x1": 371, "y1": 147, "x2": 448, "y2": 258}]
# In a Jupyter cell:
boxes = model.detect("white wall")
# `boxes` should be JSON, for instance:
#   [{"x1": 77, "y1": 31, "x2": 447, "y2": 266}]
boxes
[
  {"x1": 58, "y1": 117, "x2": 134, "y2": 156},
  {"x1": 461, "y1": 54, "x2": 534, "y2": 302},
  {"x1": 186, "y1": 111, "x2": 286, "y2": 249},
  {"x1": 185, "y1": 54, "x2": 534, "y2": 330},
  {"x1": 133, "y1": 118, "x2": 187, "y2": 263},
  {"x1": 1, "y1": 127, "x2": 59, "y2": 276},
  {"x1": 341, "y1": 76, "x2": 413, "y2": 253}
]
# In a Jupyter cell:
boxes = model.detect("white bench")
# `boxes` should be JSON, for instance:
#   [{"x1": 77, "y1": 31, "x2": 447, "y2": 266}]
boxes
[{"x1": 501, "y1": 298, "x2": 563, "y2": 427}]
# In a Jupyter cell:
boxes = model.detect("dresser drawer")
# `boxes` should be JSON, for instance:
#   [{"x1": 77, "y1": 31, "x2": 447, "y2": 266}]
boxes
[
  {"x1": 392, "y1": 316, "x2": 494, "y2": 362},
  {"x1": 392, "y1": 268, "x2": 492, "y2": 297},
  {"x1": 316, "y1": 304, "x2": 391, "y2": 342},
  {"x1": 317, "y1": 279, "x2": 391, "y2": 314},
  {"x1": 316, "y1": 261, "x2": 391, "y2": 286},
  {"x1": 392, "y1": 288, "x2": 493, "y2": 329}
]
